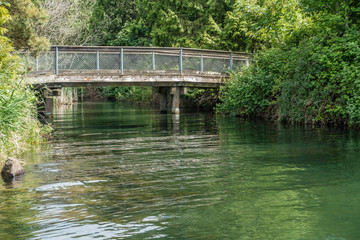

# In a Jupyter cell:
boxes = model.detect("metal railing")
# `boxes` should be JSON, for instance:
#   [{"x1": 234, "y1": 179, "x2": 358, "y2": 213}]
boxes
[{"x1": 20, "y1": 46, "x2": 250, "y2": 75}]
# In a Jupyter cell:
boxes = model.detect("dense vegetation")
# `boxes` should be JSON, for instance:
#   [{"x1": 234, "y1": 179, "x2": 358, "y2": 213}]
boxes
[
  {"x1": 0, "y1": 1, "x2": 49, "y2": 159},
  {"x1": 100, "y1": 87, "x2": 155, "y2": 104},
  {"x1": 85, "y1": 0, "x2": 360, "y2": 126},
  {"x1": 3, "y1": 0, "x2": 358, "y2": 129},
  {"x1": 84, "y1": 0, "x2": 251, "y2": 106},
  {"x1": 88, "y1": 0, "x2": 257, "y2": 51},
  {"x1": 218, "y1": 0, "x2": 360, "y2": 127}
]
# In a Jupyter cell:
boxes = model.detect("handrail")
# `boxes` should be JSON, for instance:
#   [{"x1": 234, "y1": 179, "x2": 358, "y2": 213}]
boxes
[
  {"x1": 20, "y1": 46, "x2": 251, "y2": 75},
  {"x1": 49, "y1": 45, "x2": 248, "y2": 55}
]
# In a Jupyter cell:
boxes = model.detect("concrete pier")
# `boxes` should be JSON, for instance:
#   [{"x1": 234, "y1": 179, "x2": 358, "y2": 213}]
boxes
[
  {"x1": 170, "y1": 87, "x2": 187, "y2": 114},
  {"x1": 44, "y1": 97, "x2": 54, "y2": 115},
  {"x1": 158, "y1": 87, "x2": 168, "y2": 113},
  {"x1": 42, "y1": 89, "x2": 61, "y2": 115},
  {"x1": 171, "y1": 87, "x2": 181, "y2": 114}
]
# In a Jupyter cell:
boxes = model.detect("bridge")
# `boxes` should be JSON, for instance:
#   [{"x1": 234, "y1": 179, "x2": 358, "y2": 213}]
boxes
[{"x1": 22, "y1": 46, "x2": 250, "y2": 113}]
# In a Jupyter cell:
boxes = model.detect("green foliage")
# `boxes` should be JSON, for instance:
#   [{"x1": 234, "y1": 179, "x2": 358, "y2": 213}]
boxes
[
  {"x1": 89, "y1": 0, "x2": 256, "y2": 51},
  {"x1": 217, "y1": 59, "x2": 275, "y2": 117},
  {"x1": 35, "y1": 0, "x2": 96, "y2": 45},
  {"x1": 218, "y1": 0, "x2": 360, "y2": 126},
  {"x1": 29, "y1": 0, "x2": 360, "y2": 127},
  {"x1": 218, "y1": 23, "x2": 360, "y2": 126},
  {"x1": 110, "y1": 19, "x2": 151, "y2": 46},
  {"x1": 234, "y1": 0, "x2": 313, "y2": 46},
  {"x1": 0, "y1": 3, "x2": 10, "y2": 35},
  {"x1": 0, "y1": 4, "x2": 49, "y2": 159},
  {"x1": 5, "y1": 0, "x2": 49, "y2": 55},
  {"x1": 184, "y1": 88, "x2": 220, "y2": 111},
  {"x1": 101, "y1": 87, "x2": 154, "y2": 104},
  {"x1": 89, "y1": 0, "x2": 137, "y2": 45}
]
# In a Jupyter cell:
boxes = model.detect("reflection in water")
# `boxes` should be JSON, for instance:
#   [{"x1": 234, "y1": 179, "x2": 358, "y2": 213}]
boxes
[
  {"x1": 171, "y1": 114, "x2": 180, "y2": 134},
  {"x1": 1, "y1": 102, "x2": 360, "y2": 239}
]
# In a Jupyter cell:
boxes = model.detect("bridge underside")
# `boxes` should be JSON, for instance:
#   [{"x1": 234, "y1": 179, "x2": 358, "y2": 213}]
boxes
[{"x1": 28, "y1": 70, "x2": 226, "y2": 114}]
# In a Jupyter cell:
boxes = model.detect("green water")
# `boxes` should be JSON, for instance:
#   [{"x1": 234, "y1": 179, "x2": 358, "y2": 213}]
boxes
[{"x1": 1, "y1": 102, "x2": 360, "y2": 240}]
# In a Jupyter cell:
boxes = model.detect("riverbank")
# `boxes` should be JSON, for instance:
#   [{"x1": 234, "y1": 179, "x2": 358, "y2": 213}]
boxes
[{"x1": 0, "y1": 38, "x2": 50, "y2": 165}]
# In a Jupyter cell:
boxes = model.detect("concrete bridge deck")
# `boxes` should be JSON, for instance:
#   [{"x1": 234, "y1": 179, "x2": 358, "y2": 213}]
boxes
[{"x1": 26, "y1": 70, "x2": 225, "y2": 89}]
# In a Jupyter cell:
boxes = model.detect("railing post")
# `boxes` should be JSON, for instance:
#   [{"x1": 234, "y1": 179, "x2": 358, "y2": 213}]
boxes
[
  {"x1": 36, "y1": 56, "x2": 39, "y2": 72},
  {"x1": 230, "y1": 52, "x2": 233, "y2": 71},
  {"x1": 200, "y1": 55, "x2": 203, "y2": 72},
  {"x1": 246, "y1": 58, "x2": 249, "y2": 66},
  {"x1": 96, "y1": 50, "x2": 100, "y2": 70},
  {"x1": 152, "y1": 51, "x2": 155, "y2": 70},
  {"x1": 120, "y1": 48, "x2": 124, "y2": 73},
  {"x1": 179, "y1": 48, "x2": 183, "y2": 74},
  {"x1": 55, "y1": 47, "x2": 59, "y2": 74}
]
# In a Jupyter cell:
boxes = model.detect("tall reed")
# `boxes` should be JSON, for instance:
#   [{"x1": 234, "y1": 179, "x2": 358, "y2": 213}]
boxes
[
  {"x1": 54, "y1": 88, "x2": 78, "y2": 106},
  {"x1": 0, "y1": 37, "x2": 50, "y2": 160}
]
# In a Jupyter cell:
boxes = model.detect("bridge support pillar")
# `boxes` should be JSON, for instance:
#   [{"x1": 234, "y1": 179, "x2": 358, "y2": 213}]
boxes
[
  {"x1": 171, "y1": 87, "x2": 187, "y2": 114},
  {"x1": 42, "y1": 89, "x2": 61, "y2": 115},
  {"x1": 45, "y1": 97, "x2": 54, "y2": 115},
  {"x1": 159, "y1": 87, "x2": 168, "y2": 113}
]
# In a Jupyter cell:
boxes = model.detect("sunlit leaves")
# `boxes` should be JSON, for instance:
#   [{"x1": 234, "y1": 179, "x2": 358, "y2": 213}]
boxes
[
  {"x1": 5, "y1": 0, "x2": 49, "y2": 55},
  {"x1": 235, "y1": 0, "x2": 312, "y2": 46},
  {"x1": 90, "y1": 0, "x2": 253, "y2": 51},
  {"x1": 35, "y1": 0, "x2": 96, "y2": 45},
  {"x1": 0, "y1": 1, "x2": 47, "y2": 158}
]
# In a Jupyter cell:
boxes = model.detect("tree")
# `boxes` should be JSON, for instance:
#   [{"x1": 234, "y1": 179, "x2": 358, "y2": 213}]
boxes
[
  {"x1": 218, "y1": 0, "x2": 360, "y2": 126},
  {"x1": 35, "y1": 0, "x2": 96, "y2": 45},
  {"x1": 88, "y1": 0, "x2": 253, "y2": 51},
  {"x1": 89, "y1": 0, "x2": 137, "y2": 45},
  {"x1": 234, "y1": 0, "x2": 312, "y2": 47},
  {"x1": 5, "y1": 0, "x2": 49, "y2": 55},
  {"x1": 0, "y1": 1, "x2": 48, "y2": 157}
]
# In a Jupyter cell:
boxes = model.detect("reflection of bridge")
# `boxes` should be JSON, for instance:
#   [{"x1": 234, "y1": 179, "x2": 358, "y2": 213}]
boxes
[{"x1": 22, "y1": 46, "x2": 250, "y2": 113}]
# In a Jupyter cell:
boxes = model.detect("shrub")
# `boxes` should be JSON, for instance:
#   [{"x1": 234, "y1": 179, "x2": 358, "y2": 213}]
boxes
[
  {"x1": 218, "y1": 26, "x2": 360, "y2": 127},
  {"x1": 0, "y1": 35, "x2": 49, "y2": 158}
]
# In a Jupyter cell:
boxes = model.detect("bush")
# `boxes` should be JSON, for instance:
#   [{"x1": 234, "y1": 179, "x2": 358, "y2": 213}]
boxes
[
  {"x1": 218, "y1": 26, "x2": 360, "y2": 127},
  {"x1": 100, "y1": 86, "x2": 155, "y2": 104},
  {"x1": 0, "y1": 36, "x2": 49, "y2": 158}
]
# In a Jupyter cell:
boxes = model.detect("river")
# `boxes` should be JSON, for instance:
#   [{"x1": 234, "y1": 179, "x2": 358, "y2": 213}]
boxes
[{"x1": 1, "y1": 102, "x2": 360, "y2": 239}]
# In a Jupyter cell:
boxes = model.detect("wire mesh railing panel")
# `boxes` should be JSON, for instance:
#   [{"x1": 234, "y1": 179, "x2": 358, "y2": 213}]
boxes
[
  {"x1": 22, "y1": 47, "x2": 250, "y2": 75},
  {"x1": 18, "y1": 52, "x2": 55, "y2": 72},
  {"x1": 99, "y1": 53, "x2": 120, "y2": 70},
  {"x1": 59, "y1": 53, "x2": 97, "y2": 70},
  {"x1": 183, "y1": 56, "x2": 201, "y2": 71},
  {"x1": 19, "y1": 53, "x2": 36, "y2": 71},
  {"x1": 38, "y1": 52, "x2": 55, "y2": 71},
  {"x1": 233, "y1": 59, "x2": 247, "y2": 71},
  {"x1": 203, "y1": 57, "x2": 230, "y2": 72},
  {"x1": 124, "y1": 54, "x2": 152, "y2": 70},
  {"x1": 155, "y1": 54, "x2": 179, "y2": 71}
]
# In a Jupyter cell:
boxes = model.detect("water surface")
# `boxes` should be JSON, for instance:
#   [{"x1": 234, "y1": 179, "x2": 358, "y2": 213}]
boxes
[{"x1": 1, "y1": 102, "x2": 360, "y2": 239}]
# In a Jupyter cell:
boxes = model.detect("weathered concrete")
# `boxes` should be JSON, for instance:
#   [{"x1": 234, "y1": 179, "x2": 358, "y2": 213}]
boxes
[
  {"x1": 158, "y1": 87, "x2": 169, "y2": 113},
  {"x1": 171, "y1": 86, "x2": 181, "y2": 114},
  {"x1": 1, "y1": 158, "x2": 26, "y2": 182},
  {"x1": 26, "y1": 70, "x2": 226, "y2": 114},
  {"x1": 25, "y1": 70, "x2": 226, "y2": 89},
  {"x1": 45, "y1": 97, "x2": 54, "y2": 115}
]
